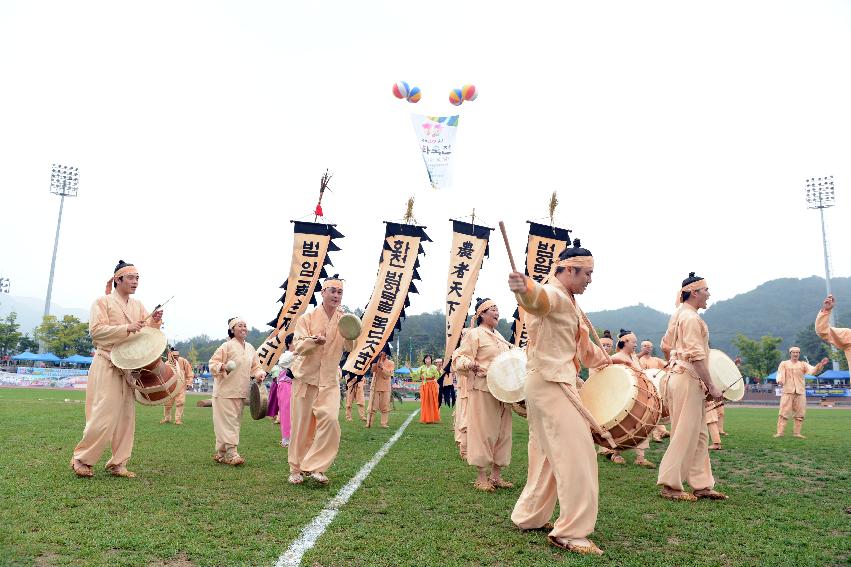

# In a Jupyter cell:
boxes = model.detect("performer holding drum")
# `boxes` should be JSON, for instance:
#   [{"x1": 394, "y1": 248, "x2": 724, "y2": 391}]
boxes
[
  {"x1": 657, "y1": 273, "x2": 727, "y2": 502},
  {"x1": 161, "y1": 347, "x2": 194, "y2": 425},
  {"x1": 607, "y1": 330, "x2": 656, "y2": 468},
  {"x1": 639, "y1": 340, "x2": 671, "y2": 442},
  {"x1": 453, "y1": 298, "x2": 514, "y2": 492},
  {"x1": 508, "y1": 239, "x2": 610, "y2": 556},
  {"x1": 288, "y1": 275, "x2": 357, "y2": 486},
  {"x1": 209, "y1": 318, "x2": 266, "y2": 466},
  {"x1": 71, "y1": 260, "x2": 163, "y2": 478}
]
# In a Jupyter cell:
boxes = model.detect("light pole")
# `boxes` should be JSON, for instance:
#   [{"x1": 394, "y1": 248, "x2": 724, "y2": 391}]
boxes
[
  {"x1": 805, "y1": 175, "x2": 839, "y2": 370},
  {"x1": 44, "y1": 164, "x2": 79, "y2": 321}
]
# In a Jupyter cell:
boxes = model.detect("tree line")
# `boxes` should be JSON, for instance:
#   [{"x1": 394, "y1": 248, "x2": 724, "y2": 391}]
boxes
[{"x1": 0, "y1": 307, "x2": 846, "y2": 378}]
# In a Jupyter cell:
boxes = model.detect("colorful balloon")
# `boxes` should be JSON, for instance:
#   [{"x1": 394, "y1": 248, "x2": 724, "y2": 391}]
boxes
[
  {"x1": 461, "y1": 84, "x2": 478, "y2": 101},
  {"x1": 449, "y1": 88, "x2": 463, "y2": 106},
  {"x1": 406, "y1": 86, "x2": 421, "y2": 103},
  {"x1": 392, "y1": 81, "x2": 410, "y2": 99}
]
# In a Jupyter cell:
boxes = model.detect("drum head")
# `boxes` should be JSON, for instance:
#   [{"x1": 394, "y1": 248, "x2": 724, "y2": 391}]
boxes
[
  {"x1": 643, "y1": 369, "x2": 665, "y2": 394},
  {"x1": 111, "y1": 327, "x2": 167, "y2": 370},
  {"x1": 709, "y1": 349, "x2": 744, "y2": 401},
  {"x1": 249, "y1": 381, "x2": 268, "y2": 420},
  {"x1": 338, "y1": 313, "x2": 363, "y2": 340},
  {"x1": 487, "y1": 349, "x2": 526, "y2": 403},
  {"x1": 579, "y1": 365, "x2": 638, "y2": 429}
]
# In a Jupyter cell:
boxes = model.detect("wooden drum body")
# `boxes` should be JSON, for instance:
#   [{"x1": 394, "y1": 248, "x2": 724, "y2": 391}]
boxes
[{"x1": 580, "y1": 365, "x2": 662, "y2": 449}]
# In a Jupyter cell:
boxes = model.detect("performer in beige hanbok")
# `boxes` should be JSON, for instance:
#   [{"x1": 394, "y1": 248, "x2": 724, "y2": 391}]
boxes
[
  {"x1": 209, "y1": 318, "x2": 266, "y2": 466},
  {"x1": 638, "y1": 340, "x2": 671, "y2": 442},
  {"x1": 451, "y1": 328, "x2": 471, "y2": 460},
  {"x1": 288, "y1": 275, "x2": 355, "y2": 486},
  {"x1": 345, "y1": 376, "x2": 366, "y2": 422},
  {"x1": 657, "y1": 273, "x2": 727, "y2": 502},
  {"x1": 608, "y1": 330, "x2": 655, "y2": 467},
  {"x1": 161, "y1": 347, "x2": 194, "y2": 425},
  {"x1": 367, "y1": 350, "x2": 394, "y2": 428},
  {"x1": 773, "y1": 346, "x2": 828, "y2": 438},
  {"x1": 509, "y1": 240, "x2": 610, "y2": 556},
  {"x1": 453, "y1": 298, "x2": 513, "y2": 492},
  {"x1": 71, "y1": 260, "x2": 163, "y2": 478}
]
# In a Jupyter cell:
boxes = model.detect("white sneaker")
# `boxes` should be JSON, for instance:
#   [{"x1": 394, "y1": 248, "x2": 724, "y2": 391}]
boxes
[{"x1": 281, "y1": 438, "x2": 290, "y2": 448}]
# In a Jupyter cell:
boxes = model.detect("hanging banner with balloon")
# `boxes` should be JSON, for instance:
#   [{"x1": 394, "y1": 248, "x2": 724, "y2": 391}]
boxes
[{"x1": 411, "y1": 114, "x2": 459, "y2": 190}]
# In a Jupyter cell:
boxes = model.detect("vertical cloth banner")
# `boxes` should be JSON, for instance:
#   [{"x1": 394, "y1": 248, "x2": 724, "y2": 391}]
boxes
[
  {"x1": 510, "y1": 221, "x2": 572, "y2": 348},
  {"x1": 411, "y1": 114, "x2": 459, "y2": 189},
  {"x1": 443, "y1": 220, "x2": 492, "y2": 367},
  {"x1": 257, "y1": 221, "x2": 344, "y2": 372},
  {"x1": 343, "y1": 222, "x2": 431, "y2": 375}
]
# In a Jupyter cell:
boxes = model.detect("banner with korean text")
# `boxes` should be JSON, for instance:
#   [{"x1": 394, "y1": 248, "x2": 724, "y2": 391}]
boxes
[
  {"x1": 343, "y1": 222, "x2": 431, "y2": 375},
  {"x1": 257, "y1": 221, "x2": 344, "y2": 371},
  {"x1": 510, "y1": 221, "x2": 572, "y2": 347}
]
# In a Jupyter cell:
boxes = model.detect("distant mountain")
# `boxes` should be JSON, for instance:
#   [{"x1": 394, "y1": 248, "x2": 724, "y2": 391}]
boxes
[
  {"x1": 585, "y1": 303, "x2": 670, "y2": 347},
  {"x1": 0, "y1": 295, "x2": 89, "y2": 334},
  {"x1": 585, "y1": 276, "x2": 851, "y2": 357}
]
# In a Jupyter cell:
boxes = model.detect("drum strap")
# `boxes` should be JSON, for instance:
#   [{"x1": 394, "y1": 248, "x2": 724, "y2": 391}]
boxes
[
  {"x1": 558, "y1": 383, "x2": 618, "y2": 449},
  {"x1": 567, "y1": 295, "x2": 612, "y2": 366}
]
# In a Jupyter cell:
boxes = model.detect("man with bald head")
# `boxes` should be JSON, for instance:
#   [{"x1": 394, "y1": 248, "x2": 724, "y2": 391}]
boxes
[{"x1": 638, "y1": 340, "x2": 670, "y2": 442}]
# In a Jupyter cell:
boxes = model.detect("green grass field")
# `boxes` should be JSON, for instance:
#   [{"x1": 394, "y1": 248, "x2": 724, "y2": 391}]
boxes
[{"x1": 0, "y1": 388, "x2": 848, "y2": 567}]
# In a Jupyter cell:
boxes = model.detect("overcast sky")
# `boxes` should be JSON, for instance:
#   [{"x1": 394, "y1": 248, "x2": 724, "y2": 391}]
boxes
[{"x1": 2, "y1": 1, "x2": 850, "y2": 343}]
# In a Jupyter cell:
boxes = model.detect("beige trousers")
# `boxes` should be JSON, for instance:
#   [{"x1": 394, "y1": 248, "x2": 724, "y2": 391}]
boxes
[
  {"x1": 779, "y1": 393, "x2": 806, "y2": 420},
  {"x1": 73, "y1": 356, "x2": 135, "y2": 468},
  {"x1": 345, "y1": 380, "x2": 365, "y2": 420},
  {"x1": 289, "y1": 382, "x2": 341, "y2": 474},
  {"x1": 466, "y1": 389, "x2": 512, "y2": 469},
  {"x1": 657, "y1": 372, "x2": 715, "y2": 492},
  {"x1": 369, "y1": 390, "x2": 390, "y2": 427},
  {"x1": 213, "y1": 397, "x2": 244, "y2": 456},
  {"x1": 164, "y1": 388, "x2": 187, "y2": 421},
  {"x1": 511, "y1": 378, "x2": 598, "y2": 540},
  {"x1": 454, "y1": 395, "x2": 468, "y2": 456}
]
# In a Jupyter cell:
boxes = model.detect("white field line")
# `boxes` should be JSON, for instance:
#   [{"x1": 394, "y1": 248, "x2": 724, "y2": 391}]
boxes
[{"x1": 275, "y1": 408, "x2": 421, "y2": 567}]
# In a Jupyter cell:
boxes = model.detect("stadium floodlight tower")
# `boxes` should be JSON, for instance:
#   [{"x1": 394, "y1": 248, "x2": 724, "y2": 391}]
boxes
[
  {"x1": 44, "y1": 164, "x2": 79, "y2": 320},
  {"x1": 805, "y1": 175, "x2": 839, "y2": 370}
]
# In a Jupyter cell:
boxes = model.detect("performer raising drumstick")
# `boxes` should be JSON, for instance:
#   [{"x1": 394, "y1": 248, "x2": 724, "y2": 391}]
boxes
[
  {"x1": 209, "y1": 318, "x2": 266, "y2": 466},
  {"x1": 70, "y1": 260, "x2": 163, "y2": 478},
  {"x1": 453, "y1": 298, "x2": 514, "y2": 492},
  {"x1": 816, "y1": 294, "x2": 851, "y2": 371},
  {"x1": 288, "y1": 275, "x2": 356, "y2": 486},
  {"x1": 657, "y1": 272, "x2": 727, "y2": 502},
  {"x1": 508, "y1": 239, "x2": 610, "y2": 556}
]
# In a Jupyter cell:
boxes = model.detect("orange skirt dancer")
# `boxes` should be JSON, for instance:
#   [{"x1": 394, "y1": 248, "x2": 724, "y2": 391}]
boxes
[{"x1": 420, "y1": 380, "x2": 441, "y2": 423}]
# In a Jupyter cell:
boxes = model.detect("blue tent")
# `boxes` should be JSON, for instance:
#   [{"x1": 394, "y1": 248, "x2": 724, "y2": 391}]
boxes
[
  {"x1": 817, "y1": 369, "x2": 849, "y2": 380},
  {"x1": 12, "y1": 351, "x2": 61, "y2": 363},
  {"x1": 62, "y1": 354, "x2": 94, "y2": 365},
  {"x1": 395, "y1": 366, "x2": 411, "y2": 375},
  {"x1": 11, "y1": 351, "x2": 39, "y2": 361}
]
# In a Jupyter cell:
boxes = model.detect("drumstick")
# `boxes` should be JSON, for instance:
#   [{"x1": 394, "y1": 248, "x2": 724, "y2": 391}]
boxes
[
  {"x1": 142, "y1": 296, "x2": 174, "y2": 322},
  {"x1": 499, "y1": 221, "x2": 518, "y2": 273}
]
